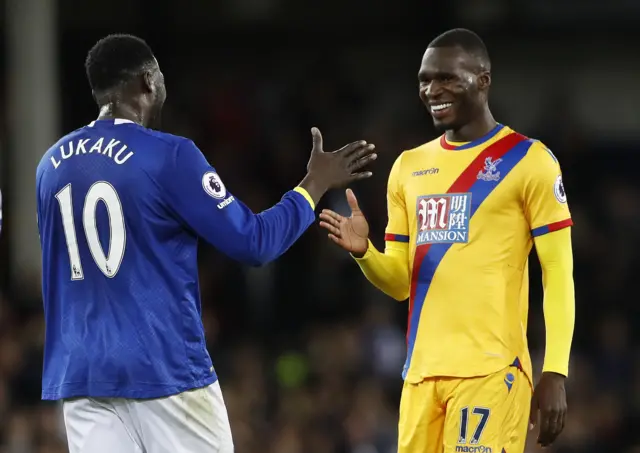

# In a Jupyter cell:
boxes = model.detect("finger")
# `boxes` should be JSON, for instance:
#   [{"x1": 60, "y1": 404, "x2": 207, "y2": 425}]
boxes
[
  {"x1": 540, "y1": 411, "x2": 560, "y2": 447},
  {"x1": 337, "y1": 140, "x2": 367, "y2": 155},
  {"x1": 319, "y1": 221, "x2": 342, "y2": 237},
  {"x1": 348, "y1": 144, "x2": 376, "y2": 162},
  {"x1": 318, "y1": 213, "x2": 340, "y2": 228},
  {"x1": 311, "y1": 127, "x2": 323, "y2": 153},
  {"x1": 348, "y1": 171, "x2": 373, "y2": 182},
  {"x1": 529, "y1": 395, "x2": 538, "y2": 428},
  {"x1": 349, "y1": 153, "x2": 378, "y2": 171},
  {"x1": 537, "y1": 410, "x2": 552, "y2": 446},
  {"x1": 345, "y1": 188, "x2": 361, "y2": 212},
  {"x1": 545, "y1": 409, "x2": 564, "y2": 446},
  {"x1": 320, "y1": 209, "x2": 344, "y2": 223},
  {"x1": 328, "y1": 233, "x2": 344, "y2": 246},
  {"x1": 558, "y1": 407, "x2": 566, "y2": 436}
]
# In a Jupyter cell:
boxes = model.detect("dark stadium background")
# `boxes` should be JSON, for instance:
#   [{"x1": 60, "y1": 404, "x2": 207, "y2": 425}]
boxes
[{"x1": 0, "y1": 0, "x2": 639, "y2": 452}]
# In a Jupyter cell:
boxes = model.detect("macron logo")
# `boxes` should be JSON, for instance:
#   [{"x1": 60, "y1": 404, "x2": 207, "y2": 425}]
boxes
[{"x1": 412, "y1": 168, "x2": 439, "y2": 177}]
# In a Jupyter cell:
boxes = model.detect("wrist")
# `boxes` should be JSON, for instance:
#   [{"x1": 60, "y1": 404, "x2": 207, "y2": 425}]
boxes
[
  {"x1": 351, "y1": 239, "x2": 370, "y2": 259},
  {"x1": 541, "y1": 371, "x2": 566, "y2": 379},
  {"x1": 299, "y1": 173, "x2": 328, "y2": 207}
]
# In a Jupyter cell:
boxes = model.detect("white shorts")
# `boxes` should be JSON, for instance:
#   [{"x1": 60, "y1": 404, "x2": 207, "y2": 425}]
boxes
[{"x1": 63, "y1": 381, "x2": 234, "y2": 453}]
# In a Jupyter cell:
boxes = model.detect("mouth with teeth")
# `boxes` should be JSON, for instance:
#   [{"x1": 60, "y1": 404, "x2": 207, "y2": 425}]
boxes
[{"x1": 430, "y1": 102, "x2": 453, "y2": 119}]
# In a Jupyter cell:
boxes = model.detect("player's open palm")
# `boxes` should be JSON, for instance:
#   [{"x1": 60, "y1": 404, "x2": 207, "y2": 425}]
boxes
[
  {"x1": 319, "y1": 189, "x2": 369, "y2": 257},
  {"x1": 307, "y1": 127, "x2": 377, "y2": 189}
]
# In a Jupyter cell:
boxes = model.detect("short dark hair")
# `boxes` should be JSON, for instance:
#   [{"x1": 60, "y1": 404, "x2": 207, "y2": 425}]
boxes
[
  {"x1": 428, "y1": 28, "x2": 490, "y2": 69},
  {"x1": 85, "y1": 34, "x2": 156, "y2": 94}
]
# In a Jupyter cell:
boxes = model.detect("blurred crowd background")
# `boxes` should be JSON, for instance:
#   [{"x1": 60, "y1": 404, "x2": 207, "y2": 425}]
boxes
[{"x1": 1, "y1": 0, "x2": 639, "y2": 452}]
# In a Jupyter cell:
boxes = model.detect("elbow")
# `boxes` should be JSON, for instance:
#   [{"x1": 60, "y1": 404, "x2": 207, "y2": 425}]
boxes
[
  {"x1": 236, "y1": 230, "x2": 280, "y2": 267},
  {"x1": 245, "y1": 242, "x2": 282, "y2": 267},
  {"x1": 227, "y1": 242, "x2": 274, "y2": 267},
  {"x1": 240, "y1": 248, "x2": 274, "y2": 267},
  {"x1": 381, "y1": 277, "x2": 409, "y2": 301},
  {"x1": 541, "y1": 259, "x2": 573, "y2": 275},
  {"x1": 390, "y1": 270, "x2": 410, "y2": 301},
  {"x1": 390, "y1": 287, "x2": 410, "y2": 302},
  {"x1": 242, "y1": 218, "x2": 294, "y2": 266},
  {"x1": 244, "y1": 257, "x2": 266, "y2": 267},
  {"x1": 246, "y1": 254, "x2": 272, "y2": 267}
]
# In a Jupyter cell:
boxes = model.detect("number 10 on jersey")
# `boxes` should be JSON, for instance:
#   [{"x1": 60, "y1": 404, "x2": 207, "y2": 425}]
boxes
[{"x1": 55, "y1": 182, "x2": 126, "y2": 280}]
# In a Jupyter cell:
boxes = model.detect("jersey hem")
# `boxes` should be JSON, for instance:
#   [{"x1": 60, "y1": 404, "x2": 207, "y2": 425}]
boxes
[
  {"x1": 403, "y1": 357, "x2": 533, "y2": 389},
  {"x1": 42, "y1": 373, "x2": 218, "y2": 401}
]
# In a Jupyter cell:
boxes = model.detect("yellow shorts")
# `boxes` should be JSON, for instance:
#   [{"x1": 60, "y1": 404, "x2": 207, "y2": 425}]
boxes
[{"x1": 398, "y1": 366, "x2": 531, "y2": 453}]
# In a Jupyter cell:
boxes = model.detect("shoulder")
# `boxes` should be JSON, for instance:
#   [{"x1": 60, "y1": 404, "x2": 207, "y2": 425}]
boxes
[
  {"x1": 508, "y1": 135, "x2": 566, "y2": 199},
  {"x1": 38, "y1": 130, "x2": 80, "y2": 170},
  {"x1": 500, "y1": 126, "x2": 556, "y2": 164},
  {"x1": 520, "y1": 138, "x2": 562, "y2": 170},
  {"x1": 131, "y1": 129, "x2": 207, "y2": 170},
  {"x1": 404, "y1": 136, "x2": 441, "y2": 156},
  {"x1": 393, "y1": 137, "x2": 441, "y2": 169},
  {"x1": 386, "y1": 138, "x2": 441, "y2": 188},
  {"x1": 132, "y1": 127, "x2": 192, "y2": 150},
  {"x1": 496, "y1": 126, "x2": 561, "y2": 173},
  {"x1": 516, "y1": 133, "x2": 557, "y2": 160}
]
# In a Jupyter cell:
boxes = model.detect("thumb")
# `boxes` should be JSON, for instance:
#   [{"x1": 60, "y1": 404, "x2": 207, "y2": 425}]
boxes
[
  {"x1": 346, "y1": 188, "x2": 361, "y2": 213},
  {"x1": 311, "y1": 127, "x2": 323, "y2": 153}
]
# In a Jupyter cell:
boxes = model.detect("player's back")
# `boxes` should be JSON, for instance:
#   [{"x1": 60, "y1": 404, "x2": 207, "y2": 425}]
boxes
[{"x1": 36, "y1": 119, "x2": 215, "y2": 400}]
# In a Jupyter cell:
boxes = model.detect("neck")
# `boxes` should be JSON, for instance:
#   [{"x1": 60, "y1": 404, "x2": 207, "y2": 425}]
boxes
[
  {"x1": 97, "y1": 102, "x2": 144, "y2": 126},
  {"x1": 445, "y1": 106, "x2": 497, "y2": 142}
]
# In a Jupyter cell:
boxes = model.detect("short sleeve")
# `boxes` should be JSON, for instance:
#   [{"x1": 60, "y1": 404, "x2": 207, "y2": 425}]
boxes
[
  {"x1": 384, "y1": 154, "x2": 410, "y2": 243},
  {"x1": 523, "y1": 142, "x2": 573, "y2": 237}
]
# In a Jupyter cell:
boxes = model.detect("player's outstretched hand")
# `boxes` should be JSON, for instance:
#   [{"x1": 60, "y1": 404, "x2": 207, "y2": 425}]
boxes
[
  {"x1": 530, "y1": 371, "x2": 567, "y2": 448},
  {"x1": 305, "y1": 127, "x2": 376, "y2": 188},
  {"x1": 319, "y1": 189, "x2": 369, "y2": 257}
]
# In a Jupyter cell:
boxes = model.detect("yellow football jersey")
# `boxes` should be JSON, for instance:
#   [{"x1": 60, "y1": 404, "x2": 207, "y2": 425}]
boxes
[{"x1": 385, "y1": 124, "x2": 572, "y2": 384}]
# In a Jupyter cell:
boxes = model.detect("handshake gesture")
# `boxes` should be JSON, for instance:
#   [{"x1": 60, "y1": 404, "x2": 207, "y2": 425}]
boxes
[{"x1": 298, "y1": 127, "x2": 372, "y2": 257}]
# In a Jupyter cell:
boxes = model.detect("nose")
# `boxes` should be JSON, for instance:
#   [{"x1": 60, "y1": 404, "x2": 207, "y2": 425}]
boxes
[{"x1": 422, "y1": 80, "x2": 444, "y2": 100}]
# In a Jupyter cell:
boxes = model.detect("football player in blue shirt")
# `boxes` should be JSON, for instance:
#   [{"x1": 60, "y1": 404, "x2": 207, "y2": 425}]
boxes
[{"x1": 36, "y1": 34, "x2": 377, "y2": 453}]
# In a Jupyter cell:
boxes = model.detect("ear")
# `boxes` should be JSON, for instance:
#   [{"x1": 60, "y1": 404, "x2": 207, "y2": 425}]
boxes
[
  {"x1": 142, "y1": 70, "x2": 155, "y2": 94},
  {"x1": 478, "y1": 71, "x2": 491, "y2": 91}
]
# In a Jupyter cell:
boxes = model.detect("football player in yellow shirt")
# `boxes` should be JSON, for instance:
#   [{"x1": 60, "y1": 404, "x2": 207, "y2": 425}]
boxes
[{"x1": 319, "y1": 29, "x2": 574, "y2": 453}]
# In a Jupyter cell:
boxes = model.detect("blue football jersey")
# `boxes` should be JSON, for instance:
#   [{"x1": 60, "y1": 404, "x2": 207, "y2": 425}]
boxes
[{"x1": 36, "y1": 118, "x2": 315, "y2": 400}]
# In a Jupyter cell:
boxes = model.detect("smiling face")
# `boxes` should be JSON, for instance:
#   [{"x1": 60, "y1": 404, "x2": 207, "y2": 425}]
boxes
[{"x1": 418, "y1": 46, "x2": 491, "y2": 133}]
